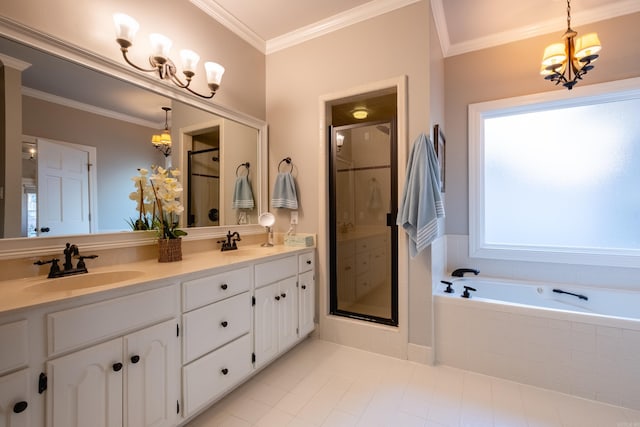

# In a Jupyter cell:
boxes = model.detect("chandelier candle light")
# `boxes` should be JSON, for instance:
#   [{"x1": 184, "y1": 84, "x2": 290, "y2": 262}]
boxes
[
  {"x1": 152, "y1": 107, "x2": 172, "y2": 157},
  {"x1": 113, "y1": 13, "x2": 225, "y2": 98},
  {"x1": 540, "y1": 0, "x2": 601, "y2": 90}
]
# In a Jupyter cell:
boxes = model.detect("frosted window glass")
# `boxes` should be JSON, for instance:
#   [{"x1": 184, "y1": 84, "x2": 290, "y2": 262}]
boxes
[{"x1": 484, "y1": 98, "x2": 640, "y2": 251}]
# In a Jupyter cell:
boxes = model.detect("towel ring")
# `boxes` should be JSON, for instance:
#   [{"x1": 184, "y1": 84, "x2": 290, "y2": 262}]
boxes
[
  {"x1": 235, "y1": 162, "x2": 250, "y2": 177},
  {"x1": 278, "y1": 157, "x2": 293, "y2": 173}
]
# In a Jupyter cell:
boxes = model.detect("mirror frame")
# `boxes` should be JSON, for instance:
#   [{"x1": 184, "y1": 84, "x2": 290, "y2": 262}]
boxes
[{"x1": 0, "y1": 17, "x2": 268, "y2": 260}]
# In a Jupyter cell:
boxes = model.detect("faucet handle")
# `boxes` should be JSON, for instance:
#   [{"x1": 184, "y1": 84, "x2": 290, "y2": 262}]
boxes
[
  {"x1": 76, "y1": 255, "x2": 98, "y2": 270},
  {"x1": 440, "y1": 280, "x2": 454, "y2": 293},
  {"x1": 461, "y1": 286, "x2": 477, "y2": 299},
  {"x1": 34, "y1": 258, "x2": 61, "y2": 278}
]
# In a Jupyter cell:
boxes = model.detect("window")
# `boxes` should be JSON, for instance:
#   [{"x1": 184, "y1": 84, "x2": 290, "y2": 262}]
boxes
[{"x1": 469, "y1": 78, "x2": 640, "y2": 267}]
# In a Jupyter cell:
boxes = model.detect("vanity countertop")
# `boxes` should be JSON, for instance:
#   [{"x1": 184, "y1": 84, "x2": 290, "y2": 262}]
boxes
[{"x1": 0, "y1": 244, "x2": 311, "y2": 315}]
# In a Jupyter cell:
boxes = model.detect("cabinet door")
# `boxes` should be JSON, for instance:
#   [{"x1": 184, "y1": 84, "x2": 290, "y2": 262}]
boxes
[
  {"x1": 0, "y1": 369, "x2": 30, "y2": 427},
  {"x1": 298, "y1": 271, "x2": 315, "y2": 337},
  {"x1": 125, "y1": 319, "x2": 178, "y2": 427},
  {"x1": 47, "y1": 338, "x2": 123, "y2": 427},
  {"x1": 254, "y1": 283, "x2": 279, "y2": 367},
  {"x1": 278, "y1": 277, "x2": 299, "y2": 351}
]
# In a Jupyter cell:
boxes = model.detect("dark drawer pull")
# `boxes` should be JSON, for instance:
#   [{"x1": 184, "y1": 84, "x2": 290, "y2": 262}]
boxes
[
  {"x1": 221, "y1": 321, "x2": 228, "y2": 328},
  {"x1": 130, "y1": 355, "x2": 140, "y2": 364},
  {"x1": 221, "y1": 368, "x2": 229, "y2": 375},
  {"x1": 13, "y1": 401, "x2": 28, "y2": 414},
  {"x1": 220, "y1": 283, "x2": 228, "y2": 290},
  {"x1": 112, "y1": 362, "x2": 123, "y2": 372}
]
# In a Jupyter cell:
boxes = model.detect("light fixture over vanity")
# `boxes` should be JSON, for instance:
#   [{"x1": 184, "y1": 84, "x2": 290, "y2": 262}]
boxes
[
  {"x1": 152, "y1": 107, "x2": 173, "y2": 157},
  {"x1": 113, "y1": 13, "x2": 225, "y2": 99},
  {"x1": 540, "y1": 0, "x2": 601, "y2": 90}
]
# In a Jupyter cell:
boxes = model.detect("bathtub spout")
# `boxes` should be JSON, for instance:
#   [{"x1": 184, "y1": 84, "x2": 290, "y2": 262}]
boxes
[{"x1": 452, "y1": 268, "x2": 480, "y2": 277}]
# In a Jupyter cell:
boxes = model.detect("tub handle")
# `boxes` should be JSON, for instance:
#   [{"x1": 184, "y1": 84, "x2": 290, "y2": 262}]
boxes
[
  {"x1": 441, "y1": 280, "x2": 454, "y2": 293},
  {"x1": 461, "y1": 286, "x2": 476, "y2": 299},
  {"x1": 552, "y1": 288, "x2": 588, "y2": 301}
]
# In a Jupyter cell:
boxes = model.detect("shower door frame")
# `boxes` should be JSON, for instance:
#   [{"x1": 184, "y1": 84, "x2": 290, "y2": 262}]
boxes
[{"x1": 328, "y1": 120, "x2": 399, "y2": 326}]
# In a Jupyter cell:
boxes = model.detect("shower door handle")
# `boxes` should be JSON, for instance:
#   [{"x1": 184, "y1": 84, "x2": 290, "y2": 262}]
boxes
[{"x1": 386, "y1": 213, "x2": 393, "y2": 227}]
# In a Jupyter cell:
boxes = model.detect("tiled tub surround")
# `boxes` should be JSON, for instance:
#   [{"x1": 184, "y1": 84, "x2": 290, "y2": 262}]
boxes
[{"x1": 434, "y1": 279, "x2": 640, "y2": 411}]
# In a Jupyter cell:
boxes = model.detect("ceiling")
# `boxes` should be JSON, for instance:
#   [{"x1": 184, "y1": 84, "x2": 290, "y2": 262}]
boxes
[
  {"x1": 193, "y1": 0, "x2": 640, "y2": 55},
  {"x1": 2, "y1": 0, "x2": 638, "y2": 127}
]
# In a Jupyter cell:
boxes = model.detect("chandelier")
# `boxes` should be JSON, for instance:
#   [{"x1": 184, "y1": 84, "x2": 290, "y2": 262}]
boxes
[
  {"x1": 152, "y1": 107, "x2": 172, "y2": 157},
  {"x1": 113, "y1": 13, "x2": 225, "y2": 99},
  {"x1": 540, "y1": 0, "x2": 601, "y2": 90}
]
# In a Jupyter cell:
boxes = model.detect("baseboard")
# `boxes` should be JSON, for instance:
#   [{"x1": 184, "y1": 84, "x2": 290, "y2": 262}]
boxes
[{"x1": 407, "y1": 343, "x2": 434, "y2": 365}]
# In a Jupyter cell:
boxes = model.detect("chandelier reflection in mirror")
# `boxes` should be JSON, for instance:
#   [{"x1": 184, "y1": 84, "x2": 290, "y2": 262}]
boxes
[
  {"x1": 152, "y1": 107, "x2": 172, "y2": 157},
  {"x1": 540, "y1": 0, "x2": 601, "y2": 90},
  {"x1": 113, "y1": 13, "x2": 225, "y2": 98}
]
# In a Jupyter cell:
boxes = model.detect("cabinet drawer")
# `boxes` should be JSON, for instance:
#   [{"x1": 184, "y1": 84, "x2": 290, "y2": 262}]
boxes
[
  {"x1": 47, "y1": 285, "x2": 178, "y2": 356},
  {"x1": 182, "y1": 292, "x2": 251, "y2": 363},
  {"x1": 254, "y1": 256, "x2": 297, "y2": 288},
  {"x1": 182, "y1": 334, "x2": 252, "y2": 417},
  {"x1": 298, "y1": 252, "x2": 314, "y2": 273},
  {"x1": 0, "y1": 320, "x2": 28, "y2": 375},
  {"x1": 182, "y1": 266, "x2": 252, "y2": 312}
]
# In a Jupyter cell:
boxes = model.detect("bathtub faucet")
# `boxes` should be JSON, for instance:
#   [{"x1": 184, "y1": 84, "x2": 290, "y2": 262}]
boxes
[{"x1": 451, "y1": 268, "x2": 480, "y2": 277}]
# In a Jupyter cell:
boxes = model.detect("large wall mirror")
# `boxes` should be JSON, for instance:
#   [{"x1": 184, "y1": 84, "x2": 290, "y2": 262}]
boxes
[{"x1": 0, "y1": 19, "x2": 267, "y2": 259}]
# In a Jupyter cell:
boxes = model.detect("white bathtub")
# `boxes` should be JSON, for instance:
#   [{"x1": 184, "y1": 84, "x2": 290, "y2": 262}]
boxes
[{"x1": 434, "y1": 278, "x2": 640, "y2": 410}]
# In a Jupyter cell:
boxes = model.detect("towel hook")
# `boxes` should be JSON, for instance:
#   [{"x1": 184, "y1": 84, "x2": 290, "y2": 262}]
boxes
[
  {"x1": 235, "y1": 162, "x2": 250, "y2": 177},
  {"x1": 278, "y1": 157, "x2": 293, "y2": 173}
]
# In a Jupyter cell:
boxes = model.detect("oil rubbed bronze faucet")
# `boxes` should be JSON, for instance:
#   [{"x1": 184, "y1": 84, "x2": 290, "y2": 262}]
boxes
[
  {"x1": 34, "y1": 243, "x2": 98, "y2": 278},
  {"x1": 218, "y1": 231, "x2": 241, "y2": 251}
]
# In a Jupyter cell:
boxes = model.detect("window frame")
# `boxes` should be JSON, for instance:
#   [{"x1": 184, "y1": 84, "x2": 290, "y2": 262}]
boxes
[{"x1": 468, "y1": 77, "x2": 640, "y2": 268}]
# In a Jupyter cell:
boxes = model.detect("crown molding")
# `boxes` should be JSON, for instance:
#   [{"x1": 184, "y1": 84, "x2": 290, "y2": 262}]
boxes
[
  {"x1": 189, "y1": 0, "x2": 266, "y2": 53},
  {"x1": 191, "y1": 0, "x2": 420, "y2": 55},
  {"x1": 22, "y1": 87, "x2": 161, "y2": 129},
  {"x1": 266, "y1": 0, "x2": 421, "y2": 54},
  {"x1": 433, "y1": 0, "x2": 640, "y2": 57}
]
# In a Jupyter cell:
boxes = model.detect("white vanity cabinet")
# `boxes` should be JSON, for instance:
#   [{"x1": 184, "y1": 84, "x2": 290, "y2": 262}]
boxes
[
  {"x1": 181, "y1": 266, "x2": 253, "y2": 418},
  {"x1": 254, "y1": 251, "x2": 315, "y2": 369},
  {"x1": 0, "y1": 319, "x2": 31, "y2": 427},
  {"x1": 298, "y1": 251, "x2": 315, "y2": 338},
  {"x1": 45, "y1": 285, "x2": 180, "y2": 427}
]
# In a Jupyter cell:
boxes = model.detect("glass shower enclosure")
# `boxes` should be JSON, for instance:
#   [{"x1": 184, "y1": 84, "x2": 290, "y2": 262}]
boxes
[{"x1": 329, "y1": 121, "x2": 398, "y2": 326}]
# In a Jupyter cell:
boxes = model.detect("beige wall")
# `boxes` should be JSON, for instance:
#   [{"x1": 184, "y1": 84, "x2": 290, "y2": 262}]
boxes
[
  {"x1": 266, "y1": 0, "x2": 437, "y2": 348},
  {"x1": 444, "y1": 12, "x2": 640, "y2": 235},
  {"x1": 0, "y1": 0, "x2": 265, "y2": 119}
]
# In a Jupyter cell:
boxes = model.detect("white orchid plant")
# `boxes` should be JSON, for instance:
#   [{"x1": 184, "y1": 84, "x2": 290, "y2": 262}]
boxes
[{"x1": 129, "y1": 166, "x2": 187, "y2": 239}]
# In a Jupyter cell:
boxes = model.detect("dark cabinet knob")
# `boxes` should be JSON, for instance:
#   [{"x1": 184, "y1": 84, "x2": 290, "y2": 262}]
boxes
[
  {"x1": 40, "y1": 227, "x2": 50, "y2": 233},
  {"x1": 13, "y1": 401, "x2": 28, "y2": 414},
  {"x1": 221, "y1": 321, "x2": 228, "y2": 328},
  {"x1": 112, "y1": 362, "x2": 123, "y2": 372},
  {"x1": 130, "y1": 355, "x2": 140, "y2": 364},
  {"x1": 306, "y1": 260, "x2": 311, "y2": 265},
  {"x1": 275, "y1": 296, "x2": 280, "y2": 301},
  {"x1": 301, "y1": 285, "x2": 307, "y2": 290},
  {"x1": 220, "y1": 283, "x2": 228, "y2": 290},
  {"x1": 281, "y1": 293, "x2": 286, "y2": 298},
  {"x1": 221, "y1": 368, "x2": 229, "y2": 375}
]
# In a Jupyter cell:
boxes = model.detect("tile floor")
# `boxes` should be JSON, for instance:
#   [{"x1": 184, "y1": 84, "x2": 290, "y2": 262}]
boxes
[{"x1": 186, "y1": 338, "x2": 640, "y2": 427}]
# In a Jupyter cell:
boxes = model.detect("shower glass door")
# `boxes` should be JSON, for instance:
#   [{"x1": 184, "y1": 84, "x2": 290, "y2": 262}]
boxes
[{"x1": 329, "y1": 121, "x2": 398, "y2": 326}]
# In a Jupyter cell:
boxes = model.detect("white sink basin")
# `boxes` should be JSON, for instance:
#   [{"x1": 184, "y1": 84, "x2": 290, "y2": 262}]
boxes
[{"x1": 26, "y1": 270, "x2": 145, "y2": 292}]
